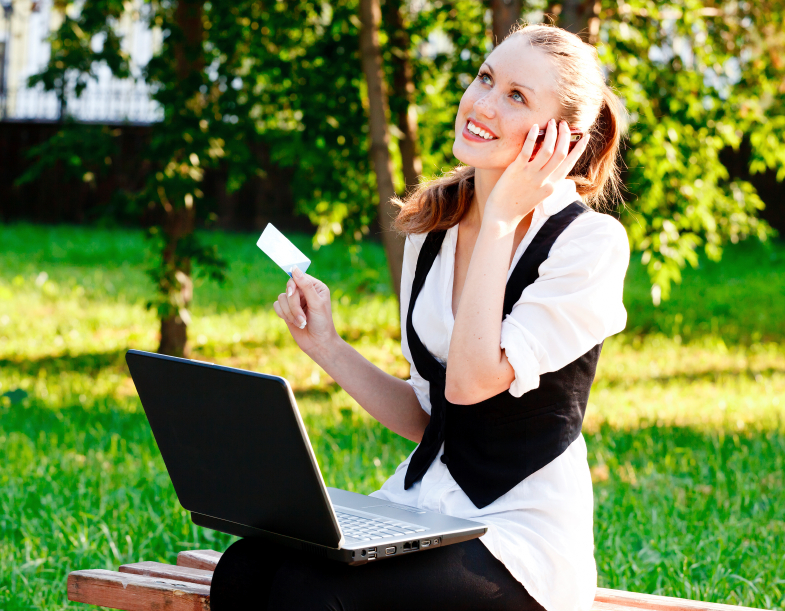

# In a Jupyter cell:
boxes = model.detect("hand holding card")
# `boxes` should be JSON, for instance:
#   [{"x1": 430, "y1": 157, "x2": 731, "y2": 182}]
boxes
[{"x1": 256, "y1": 224, "x2": 311, "y2": 276}]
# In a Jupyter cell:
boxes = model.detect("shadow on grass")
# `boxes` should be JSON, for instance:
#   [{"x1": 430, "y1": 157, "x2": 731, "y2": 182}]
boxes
[
  {"x1": 596, "y1": 365, "x2": 785, "y2": 389},
  {"x1": 2, "y1": 394, "x2": 784, "y2": 609},
  {"x1": 0, "y1": 349, "x2": 130, "y2": 377}
]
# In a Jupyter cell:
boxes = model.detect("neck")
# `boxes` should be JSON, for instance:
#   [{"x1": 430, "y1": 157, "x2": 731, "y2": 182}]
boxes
[{"x1": 467, "y1": 167, "x2": 505, "y2": 226}]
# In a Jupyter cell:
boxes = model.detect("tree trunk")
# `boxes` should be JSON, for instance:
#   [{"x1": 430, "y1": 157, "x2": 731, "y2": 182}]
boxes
[
  {"x1": 157, "y1": 0, "x2": 204, "y2": 357},
  {"x1": 384, "y1": 0, "x2": 422, "y2": 197},
  {"x1": 556, "y1": 0, "x2": 600, "y2": 44},
  {"x1": 359, "y1": 0, "x2": 405, "y2": 299},
  {"x1": 490, "y1": 0, "x2": 524, "y2": 45},
  {"x1": 158, "y1": 204, "x2": 196, "y2": 358}
]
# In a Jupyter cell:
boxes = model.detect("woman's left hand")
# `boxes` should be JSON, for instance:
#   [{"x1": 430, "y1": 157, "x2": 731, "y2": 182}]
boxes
[{"x1": 484, "y1": 119, "x2": 590, "y2": 229}]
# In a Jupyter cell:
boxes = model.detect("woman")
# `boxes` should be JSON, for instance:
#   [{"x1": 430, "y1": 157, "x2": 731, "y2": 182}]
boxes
[{"x1": 211, "y1": 22, "x2": 630, "y2": 611}]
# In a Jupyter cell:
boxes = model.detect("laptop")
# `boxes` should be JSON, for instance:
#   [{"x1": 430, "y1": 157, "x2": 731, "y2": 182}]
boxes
[{"x1": 125, "y1": 349, "x2": 487, "y2": 565}]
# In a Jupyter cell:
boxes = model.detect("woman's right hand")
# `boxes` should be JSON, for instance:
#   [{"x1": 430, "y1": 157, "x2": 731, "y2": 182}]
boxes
[{"x1": 273, "y1": 265, "x2": 338, "y2": 356}]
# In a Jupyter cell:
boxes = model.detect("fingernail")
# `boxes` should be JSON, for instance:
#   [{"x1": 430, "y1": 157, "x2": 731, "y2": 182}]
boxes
[
  {"x1": 287, "y1": 285, "x2": 294, "y2": 297},
  {"x1": 529, "y1": 124, "x2": 538, "y2": 137},
  {"x1": 297, "y1": 316, "x2": 307, "y2": 329},
  {"x1": 292, "y1": 265, "x2": 303, "y2": 279}
]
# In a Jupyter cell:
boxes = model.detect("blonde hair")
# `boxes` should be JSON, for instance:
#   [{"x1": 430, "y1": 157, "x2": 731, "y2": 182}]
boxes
[{"x1": 395, "y1": 23, "x2": 628, "y2": 235}]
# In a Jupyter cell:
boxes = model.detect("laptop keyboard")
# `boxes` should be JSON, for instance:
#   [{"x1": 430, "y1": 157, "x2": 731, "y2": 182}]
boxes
[{"x1": 335, "y1": 510, "x2": 427, "y2": 541}]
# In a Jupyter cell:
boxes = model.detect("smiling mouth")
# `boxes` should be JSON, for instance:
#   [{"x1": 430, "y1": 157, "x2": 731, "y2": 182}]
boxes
[{"x1": 465, "y1": 120, "x2": 497, "y2": 140}]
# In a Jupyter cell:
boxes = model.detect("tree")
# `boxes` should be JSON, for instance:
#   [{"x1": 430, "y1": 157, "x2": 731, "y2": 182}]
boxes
[
  {"x1": 491, "y1": 0, "x2": 525, "y2": 44},
  {"x1": 22, "y1": 0, "x2": 784, "y2": 312},
  {"x1": 23, "y1": 0, "x2": 376, "y2": 353},
  {"x1": 359, "y1": 0, "x2": 405, "y2": 298},
  {"x1": 384, "y1": 0, "x2": 423, "y2": 197}
]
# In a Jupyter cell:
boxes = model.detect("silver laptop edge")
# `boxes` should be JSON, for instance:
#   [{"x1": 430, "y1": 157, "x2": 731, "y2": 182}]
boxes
[{"x1": 126, "y1": 350, "x2": 487, "y2": 565}]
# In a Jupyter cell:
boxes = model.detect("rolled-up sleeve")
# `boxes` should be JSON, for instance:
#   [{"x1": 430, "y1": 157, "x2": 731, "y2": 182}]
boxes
[
  {"x1": 400, "y1": 233, "x2": 433, "y2": 415},
  {"x1": 500, "y1": 212, "x2": 630, "y2": 397}
]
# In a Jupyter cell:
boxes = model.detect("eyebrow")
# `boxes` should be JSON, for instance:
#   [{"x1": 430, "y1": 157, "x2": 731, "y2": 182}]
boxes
[{"x1": 483, "y1": 62, "x2": 537, "y2": 96}]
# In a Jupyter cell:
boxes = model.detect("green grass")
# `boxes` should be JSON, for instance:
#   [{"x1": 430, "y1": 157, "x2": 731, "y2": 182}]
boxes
[{"x1": 1, "y1": 222, "x2": 784, "y2": 610}]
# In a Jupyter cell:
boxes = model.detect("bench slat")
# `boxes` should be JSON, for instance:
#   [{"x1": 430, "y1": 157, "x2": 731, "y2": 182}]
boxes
[
  {"x1": 595, "y1": 588, "x2": 762, "y2": 611},
  {"x1": 67, "y1": 559, "x2": 769, "y2": 611},
  {"x1": 119, "y1": 561, "x2": 213, "y2": 585},
  {"x1": 593, "y1": 603, "x2": 642, "y2": 611},
  {"x1": 67, "y1": 569, "x2": 210, "y2": 611},
  {"x1": 177, "y1": 549, "x2": 222, "y2": 571}
]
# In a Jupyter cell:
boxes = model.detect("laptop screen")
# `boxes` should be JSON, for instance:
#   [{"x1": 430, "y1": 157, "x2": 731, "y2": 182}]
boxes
[{"x1": 126, "y1": 350, "x2": 342, "y2": 548}]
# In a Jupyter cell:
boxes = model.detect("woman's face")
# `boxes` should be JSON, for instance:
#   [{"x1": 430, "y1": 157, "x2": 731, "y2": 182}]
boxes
[{"x1": 453, "y1": 35, "x2": 563, "y2": 171}]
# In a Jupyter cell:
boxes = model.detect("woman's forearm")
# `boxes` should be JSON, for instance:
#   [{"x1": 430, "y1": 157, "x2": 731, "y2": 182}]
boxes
[
  {"x1": 446, "y1": 219, "x2": 517, "y2": 404},
  {"x1": 308, "y1": 335, "x2": 429, "y2": 443}
]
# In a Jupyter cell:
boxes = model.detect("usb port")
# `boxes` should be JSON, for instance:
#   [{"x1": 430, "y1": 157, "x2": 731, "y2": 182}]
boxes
[
  {"x1": 385, "y1": 546, "x2": 397, "y2": 555},
  {"x1": 421, "y1": 540, "x2": 431, "y2": 547}
]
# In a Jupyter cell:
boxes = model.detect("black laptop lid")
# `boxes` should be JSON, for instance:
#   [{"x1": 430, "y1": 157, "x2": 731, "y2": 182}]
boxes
[{"x1": 125, "y1": 349, "x2": 342, "y2": 548}]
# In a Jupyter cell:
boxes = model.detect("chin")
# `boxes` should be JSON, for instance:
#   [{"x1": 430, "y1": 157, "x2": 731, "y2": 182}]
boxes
[{"x1": 452, "y1": 141, "x2": 511, "y2": 172}]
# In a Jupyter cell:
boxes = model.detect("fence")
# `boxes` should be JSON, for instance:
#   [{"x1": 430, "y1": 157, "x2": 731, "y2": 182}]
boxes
[{"x1": 0, "y1": 84, "x2": 163, "y2": 124}]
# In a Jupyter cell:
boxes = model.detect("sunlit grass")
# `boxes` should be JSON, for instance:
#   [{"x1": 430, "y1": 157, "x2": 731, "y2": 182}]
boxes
[{"x1": 1, "y1": 223, "x2": 784, "y2": 609}]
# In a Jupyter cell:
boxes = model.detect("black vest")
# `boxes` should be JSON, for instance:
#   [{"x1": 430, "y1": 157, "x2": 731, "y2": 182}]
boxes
[{"x1": 403, "y1": 201, "x2": 602, "y2": 509}]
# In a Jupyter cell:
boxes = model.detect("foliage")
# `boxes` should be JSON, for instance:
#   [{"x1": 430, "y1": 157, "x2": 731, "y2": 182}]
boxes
[
  {"x1": 591, "y1": 0, "x2": 781, "y2": 299},
  {"x1": 18, "y1": 0, "x2": 785, "y2": 313},
  {"x1": 15, "y1": 122, "x2": 120, "y2": 188},
  {"x1": 27, "y1": 0, "x2": 130, "y2": 110},
  {"x1": 202, "y1": 0, "x2": 377, "y2": 245},
  {"x1": 1, "y1": 224, "x2": 784, "y2": 609}
]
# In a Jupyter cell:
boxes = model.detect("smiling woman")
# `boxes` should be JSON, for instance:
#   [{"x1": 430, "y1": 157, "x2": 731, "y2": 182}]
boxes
[{"x1": 212, "y1": 22, "x2": 630, "y2": 611}]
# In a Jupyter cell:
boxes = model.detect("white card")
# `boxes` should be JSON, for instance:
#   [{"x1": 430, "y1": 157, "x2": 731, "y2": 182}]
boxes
[{"x1": 256, "y1": 224, "x2": 311, "y2": 277}]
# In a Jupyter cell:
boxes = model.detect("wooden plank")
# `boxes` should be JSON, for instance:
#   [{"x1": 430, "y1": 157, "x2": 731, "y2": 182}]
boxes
[
  {"x1": 67, "y1": 569, "x2": 210, "y2": 611},
  {"x1": 593, "y1": 602, "x2": 642, "y2": 611},
  {"x1": 177, "y1": 549, "x2": 222, "y2": 571},
  {"x1": 595, "y1": 588, "x2": 763, "y2": 611},
  {"x1": 119, "y1": 561, "x2": 213, "y2": 585}
]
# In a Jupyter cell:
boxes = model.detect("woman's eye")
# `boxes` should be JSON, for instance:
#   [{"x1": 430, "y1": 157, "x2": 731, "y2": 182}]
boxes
[
  {"x1": 479, "y1": 73, "x2": 491, "y2": 85},
  {"x1": 512, "y1": 91, "x2": 525, "y2": 103}
]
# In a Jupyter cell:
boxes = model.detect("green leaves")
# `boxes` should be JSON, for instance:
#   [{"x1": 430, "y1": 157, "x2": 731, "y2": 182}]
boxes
[
  {"x1": 27, "y1": 0, "x2": 130, "y2": 109},
  {"x1": 599, "y1": 0, "x2": 781, "y2": 300},
  {"x1": 20, "y1": 0, "x2": 785, "y2": 306}
]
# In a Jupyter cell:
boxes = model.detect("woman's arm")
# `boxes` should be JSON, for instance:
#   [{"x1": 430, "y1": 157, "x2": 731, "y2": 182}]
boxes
[
  {"x1": 446, "y1": 120, "x2": 590, "y2": 405},
  {"x1": 310, "y1": 334, "x2": 429, "y2": 442},
  {"x1": 274, "y1": 267, "x2": 429, "y2": 443},
  {"x1": 445, "y1": 221, "x2": 518, "y2": 404}
]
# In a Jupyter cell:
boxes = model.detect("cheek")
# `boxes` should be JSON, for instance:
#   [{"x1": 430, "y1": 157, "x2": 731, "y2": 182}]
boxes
[
  {"x1": 456, "y1": 87, "x2": 479, "y2": 124},
  {"x1": 507, "y1": 113, "x2": 533, "y2": 146}
]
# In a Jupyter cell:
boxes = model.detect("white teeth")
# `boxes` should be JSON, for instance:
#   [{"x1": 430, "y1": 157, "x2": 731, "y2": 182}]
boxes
[{"x1": 467, "y1": 121, "x2": 494, "y2": 140}]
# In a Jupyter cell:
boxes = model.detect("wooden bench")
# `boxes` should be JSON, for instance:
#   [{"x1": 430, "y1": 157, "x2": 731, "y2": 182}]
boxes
[{"x1": 67, "y1": 549, "x2": 765, "y2": 611}]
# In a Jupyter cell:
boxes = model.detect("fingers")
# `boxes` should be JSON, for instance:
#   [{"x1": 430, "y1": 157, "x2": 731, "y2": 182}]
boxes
[
  {"x1": 275, "y1": 267, "x2": 328, "y2": 330},
  {"x1": 550, "y1": 129, "x2": 591, "y2": 183},
  {"x1": 518, "y1": 123, "x2": 540, "y2": 164},
  {"x1": 291, "y1": 266, "x2": 325, "y2": 305},
  {"x1": 530, "y1": 119, "x2": 559, "y2": 169},
  {"x1": 275, "y1": 292, "x2": 299, "y2": 328},
  {"x1": 534, "y1": 119, "x2": 570, "y2": 176},
  {"x1": 285, "y1": 278, "x2": 307, "y2": 328}
]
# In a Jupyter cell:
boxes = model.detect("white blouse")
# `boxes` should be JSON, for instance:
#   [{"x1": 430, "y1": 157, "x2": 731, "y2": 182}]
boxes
[{"x1": 370, "y1": 179, "x2": 630, "y2": 611}]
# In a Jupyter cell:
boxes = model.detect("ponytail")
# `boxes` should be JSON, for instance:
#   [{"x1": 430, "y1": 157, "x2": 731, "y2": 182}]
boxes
[{"x1": 395, "y1": 23, "x2": 629, "y2": 234}]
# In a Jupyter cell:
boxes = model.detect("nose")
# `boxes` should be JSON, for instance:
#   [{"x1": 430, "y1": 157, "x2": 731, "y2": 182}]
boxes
[{"x1": 473, "y1": 90, "x2": 498, "y2": 120}]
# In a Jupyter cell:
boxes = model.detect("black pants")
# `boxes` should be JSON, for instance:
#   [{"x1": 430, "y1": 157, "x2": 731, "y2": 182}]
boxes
[{"x1": 210, "y1": 537, "x2": 546, "y2": 611}]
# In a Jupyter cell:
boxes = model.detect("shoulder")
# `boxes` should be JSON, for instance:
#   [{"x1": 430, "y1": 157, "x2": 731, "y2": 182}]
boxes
[
  {"x1": 552, "y1": 206, "x2": 630, "y2": 259},
  {"x1": 403, "y1": 232, "x2": 428, "y2": 268},
  {"x1": 403, "y1": 228, "x2": 454, "y2": 269},
  {"x1": 536, "y1": 206, "x2": 630, "y2": 282},
  {"x1": 404, "y1": 232, "x2": 429, "y2": 253}
]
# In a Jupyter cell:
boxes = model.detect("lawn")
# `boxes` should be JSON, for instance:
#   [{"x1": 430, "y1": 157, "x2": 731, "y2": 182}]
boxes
[{"x1": 1, "y1": 223, "x2": 784, "y2": 610}]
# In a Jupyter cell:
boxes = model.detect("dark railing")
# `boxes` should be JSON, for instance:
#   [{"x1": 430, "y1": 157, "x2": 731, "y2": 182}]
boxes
[{"x1": 0, "y1": 84, "x2": 162, "y2": 123}]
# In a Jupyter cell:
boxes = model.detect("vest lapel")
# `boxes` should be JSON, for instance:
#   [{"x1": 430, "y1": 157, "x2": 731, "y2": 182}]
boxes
[{"x1": 403, "y1": 202, "x2": 592, "y2": 500}]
